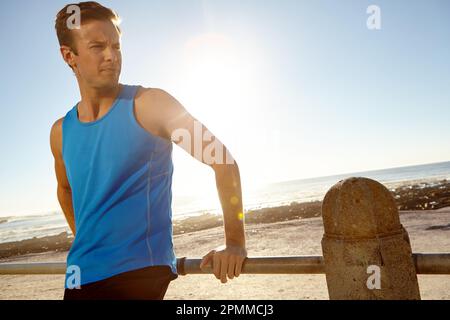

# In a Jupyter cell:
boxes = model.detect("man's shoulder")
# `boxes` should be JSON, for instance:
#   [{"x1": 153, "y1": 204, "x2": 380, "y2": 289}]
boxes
[
  {"x1": 50, "y1": 113, "x2": 71, "y2": 136},
  {"x1": 135, "y1": 86, "x2": 171, "y2": 103},
  {"x1": 134, "y1": 86, "x2": 176, "y2": 119},
  {"x1": 50, "y1": 117, "x2": 65, "y2": 158},
  {"x1": 133, "y1": 86, "x2": 175, "y2": 140},
  {"x1": 51, "y1": 117, "x2": 64, "y2": 134}
]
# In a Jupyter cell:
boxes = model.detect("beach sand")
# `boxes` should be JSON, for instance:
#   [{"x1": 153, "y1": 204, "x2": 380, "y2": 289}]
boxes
[{"x1": 0, "y1": 207, "x2": 449, "y2": 300}]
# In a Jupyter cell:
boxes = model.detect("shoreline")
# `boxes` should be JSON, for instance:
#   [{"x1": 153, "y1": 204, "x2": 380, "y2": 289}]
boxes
[{"x1": 0, "y1": 179, "x2": 449, "y2": 260}]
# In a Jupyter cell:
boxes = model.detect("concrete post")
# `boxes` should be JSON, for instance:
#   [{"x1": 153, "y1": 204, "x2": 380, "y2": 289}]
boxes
[{"x1": 321, "y1": 177, "x2": 421, "y2": 299}]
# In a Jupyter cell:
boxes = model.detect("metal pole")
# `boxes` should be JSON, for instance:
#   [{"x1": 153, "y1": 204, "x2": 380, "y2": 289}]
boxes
[
  {"x1": 0, "y1": 254, "x2": 449, "y2": 275},
  {"x1": 413, "y1": 253, "x2": 450, "y2": 274},
  {"x1": 177, "y1": 256, "x2": 325, "y2": 275}
]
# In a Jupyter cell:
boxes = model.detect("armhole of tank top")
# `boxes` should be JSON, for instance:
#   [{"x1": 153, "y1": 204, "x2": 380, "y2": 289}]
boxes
[
  {"x1": 61, "y1": 108, "x2": 74, "y2": 161},
  {"x1": 128, "y1": 86, "x2": 173, "y2": 148},
  {"x1": 61, "y1": 114, "x2": 67, "y2": 161}
]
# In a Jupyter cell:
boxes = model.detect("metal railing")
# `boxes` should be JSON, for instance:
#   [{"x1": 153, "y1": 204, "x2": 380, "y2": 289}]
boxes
[{"x1": 1, "y1": 253, "x2": 449, "y2": 275}]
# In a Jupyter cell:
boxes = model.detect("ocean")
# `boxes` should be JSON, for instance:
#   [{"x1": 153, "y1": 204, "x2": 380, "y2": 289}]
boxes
[{"x1": 1, "y1": 160, "x2": 449, "y2": 244}]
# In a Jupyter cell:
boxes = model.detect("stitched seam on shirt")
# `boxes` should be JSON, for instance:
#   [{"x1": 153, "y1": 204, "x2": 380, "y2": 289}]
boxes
[
  {"x1": 146, "y1": 151, "x2": 155, "y2": 265},
  {"x1": 151, "y1": 171, "x2": 171, "y2": 179}
]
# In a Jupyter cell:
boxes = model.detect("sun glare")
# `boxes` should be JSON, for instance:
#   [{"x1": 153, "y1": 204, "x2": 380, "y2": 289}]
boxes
[
  {"x1": 169, "y1": 32, "x2": 269, "y2": 196},
  {"x1": 179, "y1": 32, "x2": 265, "y2": 151},
  {"x1": 182, "y1": 33, "x2": 242, "y2": 98},
  {"x1": 178, "y1": 32, "x2": 258, "y2": 126}
]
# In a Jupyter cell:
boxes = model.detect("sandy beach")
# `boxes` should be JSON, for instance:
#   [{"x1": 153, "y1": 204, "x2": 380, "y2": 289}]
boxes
[{"x1": 1, "y1": 205, "x2": 449, "y2": 300}]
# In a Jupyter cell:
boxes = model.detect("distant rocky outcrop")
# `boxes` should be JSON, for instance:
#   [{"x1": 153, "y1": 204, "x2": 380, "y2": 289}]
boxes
[{"x1": 0, "y1": 232, "x2": 73, "y2": 259}]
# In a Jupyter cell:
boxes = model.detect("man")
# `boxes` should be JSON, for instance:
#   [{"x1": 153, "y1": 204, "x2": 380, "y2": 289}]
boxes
[{"x1": 50, "y1": 1, "x2": 247, "y2": 300}]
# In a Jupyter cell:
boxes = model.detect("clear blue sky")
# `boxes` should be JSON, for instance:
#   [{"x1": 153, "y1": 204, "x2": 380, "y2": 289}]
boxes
[{"x1": 1, "y1": 0, "x2": 449, "y2": 216}]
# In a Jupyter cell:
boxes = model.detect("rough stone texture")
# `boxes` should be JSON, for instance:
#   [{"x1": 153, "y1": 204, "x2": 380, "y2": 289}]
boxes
[{"x1": 321, "y1": 177, "x2": 421, "y2": 300}]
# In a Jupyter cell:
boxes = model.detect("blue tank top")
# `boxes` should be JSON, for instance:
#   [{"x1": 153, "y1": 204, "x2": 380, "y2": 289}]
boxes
[{"x1": 62, "y1": 84, "x2": 178, "y2": 288}]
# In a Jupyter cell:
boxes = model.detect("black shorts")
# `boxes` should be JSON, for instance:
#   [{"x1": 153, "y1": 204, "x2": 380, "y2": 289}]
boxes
[{"x1": 63, "y1": 265, "x2": 178, "y2": 300}]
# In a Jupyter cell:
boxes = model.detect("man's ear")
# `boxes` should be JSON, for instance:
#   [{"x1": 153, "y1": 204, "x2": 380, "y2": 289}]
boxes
[{"x1": 59, "y1": 45, "x2": 77, "y2": 70}]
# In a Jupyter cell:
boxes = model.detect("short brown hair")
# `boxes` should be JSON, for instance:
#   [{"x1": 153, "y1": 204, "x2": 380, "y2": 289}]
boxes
[{"x1": 55, "y1": 1, "x2": 121, "y2": 55}]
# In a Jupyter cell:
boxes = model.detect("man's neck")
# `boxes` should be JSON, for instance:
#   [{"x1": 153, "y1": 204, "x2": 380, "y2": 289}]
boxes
[{"x1": 77, "y1": 82, "x2": 122, "y2": 121}]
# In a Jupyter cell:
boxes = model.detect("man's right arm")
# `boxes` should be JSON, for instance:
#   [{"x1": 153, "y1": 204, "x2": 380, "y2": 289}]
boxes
[{"x1": 50, "y1": 118, "x2": 76, "y2": 236}]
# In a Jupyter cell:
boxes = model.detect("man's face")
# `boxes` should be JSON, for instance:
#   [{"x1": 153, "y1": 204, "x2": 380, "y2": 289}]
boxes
[{"x1": 70, "y1": 20, "x2": 122, "y2": 89}]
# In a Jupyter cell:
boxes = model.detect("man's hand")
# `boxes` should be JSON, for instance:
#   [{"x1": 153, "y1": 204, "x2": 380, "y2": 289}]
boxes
[{"x1": 200, "y1": 244, "x2": 248, "y2": 283}]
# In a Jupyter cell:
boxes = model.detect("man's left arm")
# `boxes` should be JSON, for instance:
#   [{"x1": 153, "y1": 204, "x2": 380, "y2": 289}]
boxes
[
  {"x1": 205, "y1": 161, "x2": 247, "y2": 283},
  {"x1": 136, "y1": 87, "x2": 247, "y2": 284}
]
